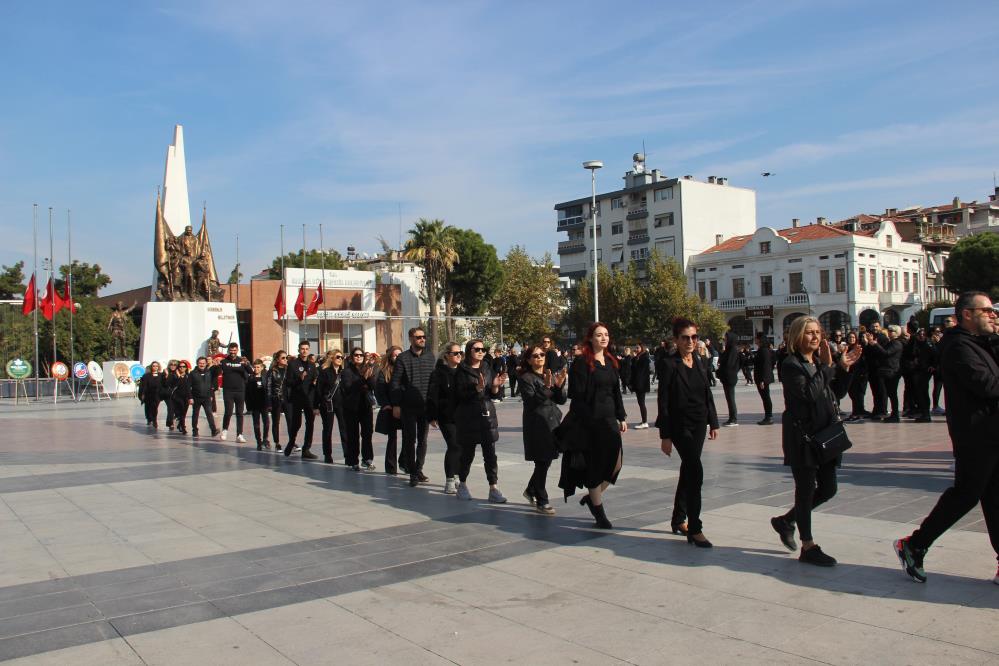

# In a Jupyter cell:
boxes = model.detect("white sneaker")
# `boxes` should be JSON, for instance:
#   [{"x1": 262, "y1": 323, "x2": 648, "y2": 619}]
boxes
[
  {"x1": 488, "y1": 488, "x2": 507, "y2": 504},
  {"x1": 236, "y1": 434, "x2": 247, "y2": 443},
  {"x1": 456, "y1": 483, "x2": 472, "y2": 501},
  {"x1": 219, "y1": 430, "x2": 227, "y2": 441},
  {"x1": 932, "y1": 407, "x2": 946, "y2": 416},
  {"x1": 444, "y1": 478, "x2": 457, "y2": 494},
  {"x1": 634, "y1": 422, "x2": 649, "y2": 430}
]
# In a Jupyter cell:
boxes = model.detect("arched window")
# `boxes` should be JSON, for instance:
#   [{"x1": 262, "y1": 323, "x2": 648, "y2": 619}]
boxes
[
  {"x1": 859, "y1": 309, "x2": 880, "y2": 329},
  {"x1": 727, "y1": 315, "x2": 754, "y2": 343},
  {"x1": 819, "y1": 310, "x2": 851, "y2": 334},
  {"x1": 783, "y1": 312, "x2": 807, "y2": 333}
]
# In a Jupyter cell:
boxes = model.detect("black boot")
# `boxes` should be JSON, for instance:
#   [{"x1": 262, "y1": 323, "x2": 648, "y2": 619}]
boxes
[{"x1": 588, "y1": 501, "x2": 613, "y2": 529}]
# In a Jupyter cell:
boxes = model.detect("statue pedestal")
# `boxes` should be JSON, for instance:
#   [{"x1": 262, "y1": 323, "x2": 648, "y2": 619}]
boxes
[{"x1": 138, "y1": 302, "x2": 240, "y2": 367}]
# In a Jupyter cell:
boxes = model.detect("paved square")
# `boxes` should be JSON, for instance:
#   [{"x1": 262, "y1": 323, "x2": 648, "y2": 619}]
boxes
[{"x1": 0, "y1": 385, "x2": 996, "y2": 664}]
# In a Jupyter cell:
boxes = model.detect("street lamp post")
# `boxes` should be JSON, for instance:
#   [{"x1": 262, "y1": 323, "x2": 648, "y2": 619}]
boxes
[{"x1": 583, "y1": 160, "x2": 603, "y2": 322}]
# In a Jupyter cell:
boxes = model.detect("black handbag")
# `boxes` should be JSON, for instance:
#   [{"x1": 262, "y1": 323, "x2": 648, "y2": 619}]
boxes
[{"x1": 801, "y1": 419, "x2": 852, "y2": 464}]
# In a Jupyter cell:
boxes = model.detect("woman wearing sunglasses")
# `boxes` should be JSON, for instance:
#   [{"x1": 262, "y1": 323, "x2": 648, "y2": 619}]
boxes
[
  {"x1": 138, "y1": 361, "x2": 165, "y2": 429},
  {"x1": 453, "y1": 339, "x2": 508, "y2": 503},
  {"x1": 517, "y1": 343, "x2": 567, "y2": 515},
  {"x1": 375, "y1": 346, "x2": 404, "y2": 474},
  {"x1": 427, "y1": 342, "x2": 463, "y2": 494},
  {"x1": 162, "y1": 360, "x2": 181, "y2": 431},
  {"x1": 170, "y1": 361, "x2": 192, "y2": 435},
  {"x1": 341, "y1": 347, "x2": 377, "y2": 471},
  {"x1": 315, "y1": 349, "x2": 346, "y2": 464},
  {"x1": 656, "y1": 318, "x2": 720, "y2": 547},
  {"x1": 268, "y1": 351, "x2": 291, "y2": 449}
]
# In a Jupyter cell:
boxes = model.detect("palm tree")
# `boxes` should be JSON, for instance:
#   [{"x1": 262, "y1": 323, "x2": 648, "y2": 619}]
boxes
[{"x1": 403, "y1": 219, "x2": 459, "y2": 350}]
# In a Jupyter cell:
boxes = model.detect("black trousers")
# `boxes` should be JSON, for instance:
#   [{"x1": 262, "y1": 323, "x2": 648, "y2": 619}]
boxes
[
  {"x1": 320, "y1": 405, "x2": 345, "y2": 460},
  {"x1": 250, "y1": 408, "x2": 270, "y2": 444},
  {"x1": 869, "y1": 374, "x2": 884, "y2": 415},
  {"x1": 289, "y1": 397, "x2": 315, "y2": 448},
  {"x1": 671, "y1": 427, "x2": 707, "y2": 534},
  {"x1": 440, "y1": 423, "x2": 460, "y2": 478},
  {"x1": 401, "y1": 408, "x2": 429, "y2": 475},
  {"x1": 742, "y1": 367, "x2": 754, "y2": 384},
  {"x1": 222, "y1": 390, "x2": 245, "y2": 434},
  {"x1": 635, "y1": 391, "x2": 648, "y2": 423},
  {"x1": 509, "y1": 374, "x2": 518, "y2": 397},
  {"x1": 848, "y1": 373, "x2": 868, "y2": 416},
  {"x1": 932, "y1": 373, "x2": 943, "y2": 409},
  {"x1": 757, "y1": 382, "x2": 772, "y2": 419},
  {"x1": 165, "y1": 399, "x2": 176, "y2": 428},
  {"x1": 459, "y1": 440, "x2": 498, "y2": 485},
  {"x1": 912, "y1": 371, "x2": 931, "y2": 418},
  {"x1": 270, "y1": 399, "x2": 290, "y2": 444},
  {"x1": 527, "y1": 459, "x2": 553, "y2": 505},
  {"x1": 901, "y1": 369, "x2": 914, "y2": 413},
  {"x1": 881, "y1": 373, "x2": 900, "y2": 417},
  {"x1": 191, "y1": 396, "x2": 217, "y2": 435},
  {"x1": 910, "y1": 444, "x2": 999, "y2": 561},
  {"x1": 383, "y1": 428, "x2": 401, "y2": 473},
  {"x1": 722, "y1": 382, "x2": 737, "y2": 421},
  {"x1": 342, "y1": 408, "x2": 374, "y2": 466},
  {"x1": 144, "y1": 398, "x2": 161, "y2": 426},
  {"x1": 783, "y1": 462, "x2": 838, "y2": 542},
  {"x1": 171, "y1": 399, "x2": 188, "y2": 432}
]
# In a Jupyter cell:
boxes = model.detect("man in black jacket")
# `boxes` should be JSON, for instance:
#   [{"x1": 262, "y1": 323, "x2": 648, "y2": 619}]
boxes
[
  {"x1": 189, "y1": 356, "x2": 220, "y2": 438},
  {"x1": 630, "y1": 343, "x2": 652, "y2": 428},
  {"x1": 753, "y1": 333, "x2": 775, "y2": 425},
  {"x1": 895, "y1": 292, "x2": 999, "y2": 584},
  {"x1": 390, "y1": 327, "x2": 437, "y2": 487},
  {"x1": 219, "y1": 342, "x2": 252, "y2": 443},
  {"x1": 284, "y1": 341, "x2": 318, "y2": 459},
  {"x1": 717, "y1": 331, "x2": 741, "y2": 426}
]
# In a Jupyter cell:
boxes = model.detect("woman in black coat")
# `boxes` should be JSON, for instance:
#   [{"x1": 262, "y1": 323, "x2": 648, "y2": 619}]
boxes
[
  {"x1": 427, "y1": 342, "x2": 462, "y2": 494},
  {"x1": 630, "y1": 344, "x2": 652, "y2": 428},
  {"x1": 138, "y1": 362, "x2": 165, "y2": 429},
  {"x1": 315, "y1": 350, "x2": 346, "y2": 465},
  {"x1": 339, "y1": 348, "x2": 377, "y2": 471},
  {"x1": 844, "y1": 331, "x2": 869, "y2": 420},
  {"x1": 453, "y1": 339, "x2": 508, "y2": 503},
  {"x1": 170, "y1": 362, "x2": 192, "y2": 435},
  {"x1": 374, "y1": 346, "x2": 404, "y2": 474},
  {"x1": 245, "y1": 359, "x2": 271, "y2": 450},
  {"x1": 865, "y1": 325, "x2": 903, "y2": 422},
  {"x1": 656, "y1": 318, "x2": 720, "y2": 547},
  {"x1": 162, "y1": 360, "x2": 181, "y2": 430},
  {"x1": 770, "y1": 316, "x2": 860, "y2": 567},
  {"x1": 518, "y1": 343, "x2": 567, "y2": 515},
  {"x1": 559, "y1": 322, "x2": 627, "y2": 529},
  {"x1": 716, "y1": 331, "x2": 741, "y2": 425}
]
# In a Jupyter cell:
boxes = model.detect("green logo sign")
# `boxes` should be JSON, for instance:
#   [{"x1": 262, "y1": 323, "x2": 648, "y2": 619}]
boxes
[{"x1": 5, "y1": 358, "x2": 32, "y2": 380}]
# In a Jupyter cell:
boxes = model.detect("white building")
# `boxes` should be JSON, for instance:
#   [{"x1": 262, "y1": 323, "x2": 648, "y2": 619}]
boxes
[
  {"x1": 688, "y1": 220, "x2": 925, "y2": 344},
  {"x1": 555, "y1": 154, "x2": 756, "y2": 282}
]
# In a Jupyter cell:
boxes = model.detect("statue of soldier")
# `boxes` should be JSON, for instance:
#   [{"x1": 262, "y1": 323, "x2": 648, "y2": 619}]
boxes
[
  {"x1": 107, "y1": 301, "x2": 137, "y2": 359},
  {"x1": 206, "y1": 330, "x2": 222, "y2": 357},
  {"x1": 177, "y1": 225, "x2": 198, "y2": 300},
  {"x1": 194, "y1": 252, "x2": 213, "y2": 301}
]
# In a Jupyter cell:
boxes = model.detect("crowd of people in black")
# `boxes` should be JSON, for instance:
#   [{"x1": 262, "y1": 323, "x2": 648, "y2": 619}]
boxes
[{"x1": 134, "y1": 291, "x2": 999, "y2": 586}]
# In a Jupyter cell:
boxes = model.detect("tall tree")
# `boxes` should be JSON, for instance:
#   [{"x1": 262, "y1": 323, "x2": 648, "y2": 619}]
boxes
[
  {"x1": 445, "y1": 228, "x2": 501, "y2": 316},
  {"x1": 403, "y1": 219, "x2": 458, "y2": 350},
  {"x1": 227, "y1": 264, "x2": 243, "y2": 284},
  {"x1": 54, "y1": 261, "x2": 111, "y2": 297},
  {"x1": 267, "y1": 249, "x2": 344, "y2": 279},
  {"x1": 944, "y1": 233, "x2": 999, "y2": 300},
  {"x1": 0, "y1": 261, "x2": 26, "y2": 299},
  {"x1": 489, "y1": 247, "x2": 565, "y2": 344}
]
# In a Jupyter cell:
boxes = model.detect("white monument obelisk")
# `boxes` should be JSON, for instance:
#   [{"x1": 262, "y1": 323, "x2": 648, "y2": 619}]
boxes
[{"x1": 139, "y1": 125, "x2": 240, "y2": 367}]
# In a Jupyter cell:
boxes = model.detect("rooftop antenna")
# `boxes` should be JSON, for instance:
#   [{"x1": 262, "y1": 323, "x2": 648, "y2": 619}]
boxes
[{"x1": 397, "y1": 202, "x2": 402, "y2": 250}]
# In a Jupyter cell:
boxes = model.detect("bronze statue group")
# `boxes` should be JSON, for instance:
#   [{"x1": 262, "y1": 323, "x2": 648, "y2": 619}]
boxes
[{"x1": 137, "y1": 294, "x2": 999, "y2": 586}]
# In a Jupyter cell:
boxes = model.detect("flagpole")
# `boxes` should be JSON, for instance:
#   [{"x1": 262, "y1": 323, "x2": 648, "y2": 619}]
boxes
[
  {"x1": 319, "y1": 223, "x2": 325, "y2": 354},
  {"x1": 67, "y1": 209, "x2": 74, "y2": 380},
  {"x1": 32, "y1": 204, "x2": 39, "y2": 400},
  {"x1": 48, "y1": 206, "x2": 56, "y2": 402},
  {"x1": 280, "y1": 224, "x2": 287, "y2": 351},
  {"x1": 302, "y1": 223, "x2": 306, "y2": 348},
  {"x1": 235, "y1": 233, "x2": 240, "y2": 351}
]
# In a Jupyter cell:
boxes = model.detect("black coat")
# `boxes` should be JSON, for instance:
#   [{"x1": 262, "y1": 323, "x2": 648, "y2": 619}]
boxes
[
  {"x1": 716, "y1": 331, "x2": 741, "y2": 386},
  {"x1": 938, "y1": 326, "x2": 999, "y2": 450},
  {"x1": 138, "y1": 372, "x2": 164, "y2": 404},
  {"x1": 453, "y1": 363, "x2": 500, "y2": 446},
  {"x1": 620, "y1": 355, "x2": 633, "y2": 384},
  {"x1": 315, "y1": 366, "x2": 343, "y2": 412},
  {"x1": 655, "y1": 353, "x2": 719, "y2": 440},
  {"x1": 245, "y1": 373, "x2": 271, "y2": 411},
  {"x1": 170, "y1": 374, "x2": 192, "y2": 403},
  {"x1": 519, "y1": 370, "x2": 566, "y2": 462},
  {"x1": 268, "y1": 366, "x2": 289, "y2": 403},
  {"x1": 867, "y1": 337, "x2": 902, "y2": 378},
  {"x1": 287, "y1": 356, "x2": 318, "y2": 405},
  {"x1": 189, "y1": 366, "x2": 219, "y2": 400},
  {"x1": 389, "y1": 347, "x2": 437, "y2": 410},
  {"x1": 780, "y1": 353, "x2": 851, "y2": 468},
  {"x1": 753, "y1": 345, "x2": 775, "y2": 385},
  {"x1": 630, "y1": 351, "x2": 652, "y2": 393},
  {"x1": 374, "y1": 368, "x2": 401, "y2": 434},
  {"x1": 426, "y1": 364, "x2": 459, "y2": 425},
  {"x1": 340, "y1": 363, "x2": 375, "y2": 413}
]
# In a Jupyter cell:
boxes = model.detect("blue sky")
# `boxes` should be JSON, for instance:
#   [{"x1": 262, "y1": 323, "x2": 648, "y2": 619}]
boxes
[{"x1": 2, "y1": 1, "x2": 997, "y2": 293}]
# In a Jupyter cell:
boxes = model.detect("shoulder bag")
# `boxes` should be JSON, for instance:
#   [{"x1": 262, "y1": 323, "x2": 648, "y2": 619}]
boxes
[{"x1": 800, "y1": 419, "x2": 852, "y2": 464}]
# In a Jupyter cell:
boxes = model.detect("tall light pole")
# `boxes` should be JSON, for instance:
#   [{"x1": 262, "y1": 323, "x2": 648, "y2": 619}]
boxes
[{"x1": 583, "y1": 160, "x2": 603, "y2": 322}]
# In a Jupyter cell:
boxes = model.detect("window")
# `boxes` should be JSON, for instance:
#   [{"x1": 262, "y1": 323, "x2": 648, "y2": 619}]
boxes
[
  {"x1": 654, "y1": 237, "x2": 675, "y2": 258},
  {"x1": 819, "y1": 270, "x2": 830, "y2": 294},
  {"x1": 788, "y1": 258, "x2": 802, "y2": 263},
  {"x1": 589, "y1": 224, "x2": 602, "y2": 238},
  {"x1": 697, "y1": 281, "x2": 706, "y2": 300},
  {"x1": 759, "y1": 241, "x2": 771, "y2": 255},
  {"x1": 344, "y1": 323, "x2": 364, "y2": 353},
  {"x1": 886, "y1": 235, "x2": 893, "y2": 248},
  {"x1": 709, "y1": 280, "x2": 718, "y2": 301},
  {"x1": 903, "y1": 272, "x2": 910, "y2": 292},
  {"x1": 835, "y1": 268, "x2": 846, "y2": 293},
  {"x1": 858, "y1": 267, "x2": 866, "y2": 291},
  {"x1": 732, "y1": 264, "x2": 744, "y2": 269},
  {"x1": 567, "y1": 230, "x2": 584, "y2": 241},
  {"x1": 654, "y1": 213, "x2": 674, "y2": 227},
  {"x1": 819, "y1": 255, "x2": 829, "y2": 260},
  {"x1": 913, "y1": 272, "x2": 919, "y2": 292},
  {"x1": 630, "y1": 247, "x2": 649, "y2": 260},
  {"x1": 611, "y1": 197, "x2": 625, "y2": 209},
  {"x1": 654, "y1": 187, "x2": 674, "y2": 202},
  {"x1": 789, "y1": 272, "x2": 804, "y2": 294},
  {"x1": 760, "y1": 275, "x2": 773, "y2": 296},
  {"x1": 869, "y1": 269, "x2": 876, "y2": 292},
  {"x1": 589, "y1": 249, "x2": 602, "y2": 262},
  {"x1": 611, "y1": 222, "x2": 623, "y2": 235},
  {"x1": 894, "y1": 270, "x2": 900, "y2": 290},
  {"x1": 732, "y1": 278, "x2": 745, "y2": 298}
]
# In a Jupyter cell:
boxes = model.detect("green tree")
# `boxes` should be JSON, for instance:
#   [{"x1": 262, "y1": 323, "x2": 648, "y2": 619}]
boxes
[
  {"x1": 914, "y1": 299, "x2": 955, "y2": 329},
  {"x1": 944, "y1": 233, "x2": 999, "y2": 300},
  {"x1": 489, "y1": 247, "x2": 565, "y2": 344},
  {"x1": 403, "y1": 219, "x2": 459, "y2": 350},
  {"x1": 267, "y1": 249, "x2": 345, "y2": 279},
  {"x1": 227, "y1": 264, "x2": 243, "y2": 284},
  {"x1": 54, "y1": 261, "x2": 112, "y2": 297},
  {"x1": 0, "y1": 261, "x2": 26, "y2": 298},
  {"x1": 445, "y1": 228, "x2": 501, "y2": 316}
]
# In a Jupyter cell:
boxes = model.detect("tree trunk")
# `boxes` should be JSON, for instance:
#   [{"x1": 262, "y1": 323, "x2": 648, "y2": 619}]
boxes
[{"x1": 426, "y1": 262, "x2": 438, "y2": 353}]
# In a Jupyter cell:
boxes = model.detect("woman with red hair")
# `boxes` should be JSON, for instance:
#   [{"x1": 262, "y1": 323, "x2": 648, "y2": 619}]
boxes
[{"x1": 559, "y1": 322, "x2": 627, "y2": 528}]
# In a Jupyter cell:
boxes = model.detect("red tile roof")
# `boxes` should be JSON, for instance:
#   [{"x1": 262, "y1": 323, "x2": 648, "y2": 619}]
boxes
[{"x1": 699, "y1": 224, "x2": 859, "y2": 255}]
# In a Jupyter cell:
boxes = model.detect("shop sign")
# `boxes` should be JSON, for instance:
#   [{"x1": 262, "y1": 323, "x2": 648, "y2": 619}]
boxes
[{"x1": 745, "y1": 305, "x2": 774, "y2": 318}]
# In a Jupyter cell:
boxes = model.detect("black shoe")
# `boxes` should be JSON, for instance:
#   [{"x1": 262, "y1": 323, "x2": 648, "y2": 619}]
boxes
[
  {"x1": 914, "y1": 416, "x2": 932, "y2": 423},
  {"x1": 670, "y1": 522, "x2": 688, "y2": 536},
  {"x1": 687, "y1": 533, "x2": 713, "y2": 548},
  {"x1": 284, "y1": 443, "x2": 294, "y2": 457},
  {"x1": 589, "y1": 502, "x2": 613, "y2": 529},
  {"x1": 770, "y1": 516, "x2": 798, "y2": 552},
  {"x1": 893, "y1": 537, "x2": 927, "y2": 583},
  {"x1": 351, "y1": 464, "x2": 361, "y2": 471},
  {"x1": 302, "y1": 450, "x2": 318, "y2": 460},
  {"x1": 799, "y1": 545, "x2": 836, "y2": 567},
  {"x1": 881, "y1": 415, "x2": 901, "y2": 423},
  {"x1": 324, "y1": 456, "x2": 335, "y2": 464},
  {"x1": 400, "y1": 465, "x2": 410, "y2": 475},
  {"x1": 757, "y1": 418, "x2": 773, "y2": 426},
  {"x1": 192, "y1": 431, "x2": 199, "y2": 439},
  {"x1": 417, "y1": 473, "x2": 429, "y2": 483},
  {"x1": 523, "y1": 488, "x2": 536, "y2": 506},
  {"x1": 256, "y1": 443, "x2": 263, "y2": 451},
  {"x1": 409, "y1": 474, "x2": 419, "y2": 487}
]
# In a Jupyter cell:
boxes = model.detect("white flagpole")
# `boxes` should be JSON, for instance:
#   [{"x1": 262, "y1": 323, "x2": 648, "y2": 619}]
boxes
[
  {"x1": 32, "y1": 204, "x2": 39, "y2": 399},
  {"x1": 319, "y1": 222, "x2": 325, "y2": 354},
  {"x1": 48, "y1": 207, "x2": 56, "y2": 403},
  {"x1": 280, "y1": 224, "x2": 287, "y2": 350},
  {"x1": 67, "y1": 209, "x2": 74, "y2": 375}
]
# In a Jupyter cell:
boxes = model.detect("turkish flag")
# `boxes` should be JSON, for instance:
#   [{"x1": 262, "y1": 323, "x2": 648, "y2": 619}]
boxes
[
  {"x1": 40, "y1": 277, "x2": 63, "y2": 320},
  {"x1": 306, "y1": 282, "x2": 324, "y2": 317},
  {"x1": 274, "y1": 285, "x2": 286, "y2": 319},
  {"x1": 63, "y1": 281, "x2": 77, "y2": 314},
  {"x1": 21, "y1": 273, "x2": 36, "y2": 315},
  {"x1": 293, "y1": 284, "x2": 306, "y2": 321}
]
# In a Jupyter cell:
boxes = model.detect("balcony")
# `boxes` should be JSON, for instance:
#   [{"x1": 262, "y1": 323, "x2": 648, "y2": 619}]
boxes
[
  {"x1": 715, "y1": 298, "x2": 746, "y2": 311},
  {"x1": 557, "y1": 216, "x2": 585, "y2": 231},
  {"x1": 779, "y1": 293, "x2": 810, "y2": 307},
  {"x1": 627, "y1": 232, "x2": 649, "y2": 245},
  {"x1": 557, "y1": 240, "x2": 586, "y2": 255},
  {"x1": 626, "y1": 209, "x2": 649, "y2": 221},
  {"x1": 879, "y1": 292, "x2": 918, "y2": 307}
]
